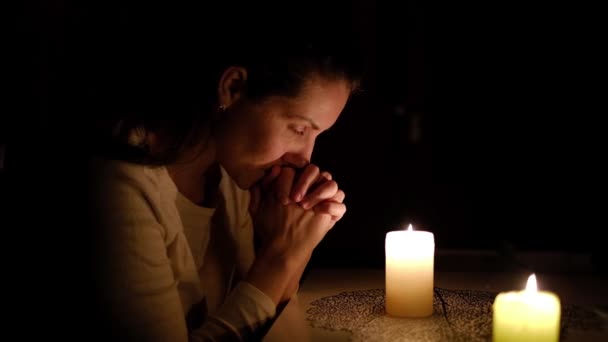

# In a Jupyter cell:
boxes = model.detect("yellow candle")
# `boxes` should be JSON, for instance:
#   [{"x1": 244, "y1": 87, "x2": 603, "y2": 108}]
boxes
[
  {"x1": 493, "y1": 274, "x2": 561, "y2": 342},
  {"x1": 385, "y1": 224, "x2": 435, "y2": 317}
]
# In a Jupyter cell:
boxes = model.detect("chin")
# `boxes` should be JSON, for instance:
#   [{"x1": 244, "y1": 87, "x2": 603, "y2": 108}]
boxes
[{"x1": 234, "y1": 172, "x2": 262, "y2": 190}]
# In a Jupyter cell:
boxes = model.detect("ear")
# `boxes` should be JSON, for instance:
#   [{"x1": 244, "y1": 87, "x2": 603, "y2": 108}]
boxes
[{"x1": 217, "y1": 66, "x2": 248, "y2": 108}]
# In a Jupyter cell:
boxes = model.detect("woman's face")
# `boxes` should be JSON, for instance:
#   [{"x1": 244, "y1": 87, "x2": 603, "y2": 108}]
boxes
[{"x1": 214, "y1": 75, "x2": 351, "y2": 189}]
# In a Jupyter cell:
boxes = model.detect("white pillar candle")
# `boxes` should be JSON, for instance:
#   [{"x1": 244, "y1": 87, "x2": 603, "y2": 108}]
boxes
[
  {"x1": 385, "y1": 224, "x2": 435, "y2": 317},
  {"x1": 493, "y1": 274, "x2": 561, "y2": 342}
]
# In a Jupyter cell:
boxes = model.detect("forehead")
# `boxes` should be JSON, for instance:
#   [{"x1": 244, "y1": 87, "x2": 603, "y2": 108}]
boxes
[{"x1": 265, "y1": 76, "x2": 351, "y2": 129}]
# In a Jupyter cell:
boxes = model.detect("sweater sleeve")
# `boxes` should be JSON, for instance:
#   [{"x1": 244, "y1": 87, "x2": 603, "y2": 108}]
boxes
[
  {"x1": 94, "y1": 164, "x2": 190, "y2": 342},
  {"x1": 191, "y1": 282, "x2": 277, "y2": 341}
]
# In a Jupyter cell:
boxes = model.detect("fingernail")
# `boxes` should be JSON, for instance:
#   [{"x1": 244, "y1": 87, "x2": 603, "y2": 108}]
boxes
[{"x1": 294, "y1": 193, "x2": 303, "y2": 202}]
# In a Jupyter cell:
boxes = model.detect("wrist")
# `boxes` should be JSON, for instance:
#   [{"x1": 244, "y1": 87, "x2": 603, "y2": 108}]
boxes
[{"x1": 246, "y1": 249, "x2": 299, "y2": 306}]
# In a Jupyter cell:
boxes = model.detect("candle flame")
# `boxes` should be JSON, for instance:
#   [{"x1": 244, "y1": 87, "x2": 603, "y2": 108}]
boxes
[
  {"x1": 407, "y1": 224, "x2": 413, "y2": 231},
  {"x1": 525, "y1": 274, "x2": 537, "y2": 293}
]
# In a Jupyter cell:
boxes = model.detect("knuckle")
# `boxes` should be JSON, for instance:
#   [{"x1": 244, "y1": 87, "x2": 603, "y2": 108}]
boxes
[{"x1": 328, "y1": 180, "x2": 338, "y2": 191}]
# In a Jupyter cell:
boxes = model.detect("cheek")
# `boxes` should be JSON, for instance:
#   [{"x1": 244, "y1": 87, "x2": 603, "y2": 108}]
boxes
[
  {"x1": 245, "y1": 131, "x2": 290, "y2": 163},
  {"x1": 217, "y1": 110, "x2": 294, "y2": 166}
]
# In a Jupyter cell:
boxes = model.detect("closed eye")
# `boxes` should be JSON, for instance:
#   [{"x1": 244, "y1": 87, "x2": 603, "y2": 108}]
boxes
[{"x1": 290, "y1": 126, "x2": 306, "y2": 136}]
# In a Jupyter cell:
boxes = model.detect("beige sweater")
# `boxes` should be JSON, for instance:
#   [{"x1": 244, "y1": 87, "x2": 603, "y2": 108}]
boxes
[{"x1": 90, "y1": 158, "x2": 276, "y2": 341}]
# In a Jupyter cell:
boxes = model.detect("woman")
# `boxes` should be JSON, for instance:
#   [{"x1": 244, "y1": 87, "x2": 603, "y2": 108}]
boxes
[{"x1": 82, "y1": 3, "x2": 363, "y2": 341}]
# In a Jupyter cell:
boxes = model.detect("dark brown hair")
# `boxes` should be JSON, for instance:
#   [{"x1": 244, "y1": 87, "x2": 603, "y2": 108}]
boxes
[{"x1": 84, "y1": 2, "x2": 364, "y2": 165}]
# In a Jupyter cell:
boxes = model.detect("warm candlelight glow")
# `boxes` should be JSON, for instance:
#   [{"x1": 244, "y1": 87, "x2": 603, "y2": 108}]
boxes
[
  {"x1": 493, "y1": 274, "x2": 561, "y2": 342},
  {"x1": 385, "y1": 224, "x2": 434, "y2": 318}
]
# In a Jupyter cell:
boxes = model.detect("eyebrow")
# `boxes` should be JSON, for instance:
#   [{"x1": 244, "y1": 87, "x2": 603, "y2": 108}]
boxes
[{"x1": 289, "y1": 114, "x2": 320, "y2": 130}]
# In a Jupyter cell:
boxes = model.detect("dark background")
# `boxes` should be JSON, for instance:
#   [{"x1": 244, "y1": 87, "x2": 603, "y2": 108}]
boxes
[
  {"x1": 4, "y1": 1, "x2": 606, "y2": 274},
  {"x1": 309, "y1": 1, "x2": 606, "y2": 272}
]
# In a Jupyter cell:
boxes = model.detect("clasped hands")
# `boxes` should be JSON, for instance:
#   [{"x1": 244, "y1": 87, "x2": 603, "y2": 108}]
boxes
[
  {"x1": 249, "y1": 164, "x2": 346, "y2": 226},
  {"x1": 248, "y1": 164, "x2": 346, "y2": 303}
]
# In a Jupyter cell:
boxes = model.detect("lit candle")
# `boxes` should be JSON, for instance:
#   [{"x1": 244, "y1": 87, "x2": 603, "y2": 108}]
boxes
[
  {"x1": 385, "y1": 224, "x2": 435, "y2": 317},
  {"x1": 493, "y1": 274, "x2": 561, "y2": 342}
]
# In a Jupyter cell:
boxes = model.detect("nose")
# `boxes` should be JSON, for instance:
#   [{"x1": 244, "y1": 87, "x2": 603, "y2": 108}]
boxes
[{"x1": 282, "y1": 141, "x2": 314, "y2": 168}]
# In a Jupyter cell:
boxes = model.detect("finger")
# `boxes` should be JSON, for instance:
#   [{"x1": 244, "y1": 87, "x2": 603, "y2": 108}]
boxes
[
  {"x1": 319, "y1": 171, "x2": 332, "y2": 181},
  {"x1": 275, "y1": 167, "x2": 296, "y2": 205},
  {"x1": 290, "y1": 164, "x2": 320, "y2": 202},
  {"x1": 300, "y1": 180, "x2": 338, "y2": 210},
  {"x1": 330, "y1": 190, "x2": 345, "y2": 204},
  {"x1": 313, "y1": 201, "x2": 346, "y2": 222},
  {"x1": 307, "y1": 171, "x2": 333, "y2": 194}
]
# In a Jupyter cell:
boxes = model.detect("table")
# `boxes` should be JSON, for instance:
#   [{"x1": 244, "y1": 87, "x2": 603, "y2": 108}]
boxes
[{"x1": 264, "y1": 268, "x2": 608, "y2": 342}]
